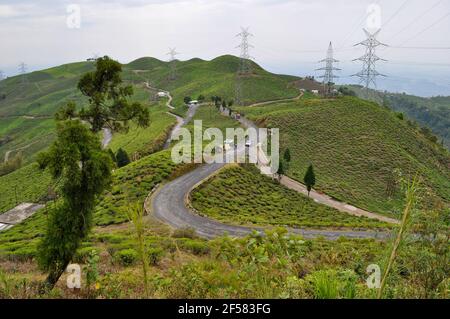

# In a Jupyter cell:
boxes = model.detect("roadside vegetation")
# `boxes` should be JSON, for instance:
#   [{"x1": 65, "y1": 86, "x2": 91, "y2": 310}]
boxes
[{"x1": 191, "y1": 165, "x2": 391, "y2": 229}]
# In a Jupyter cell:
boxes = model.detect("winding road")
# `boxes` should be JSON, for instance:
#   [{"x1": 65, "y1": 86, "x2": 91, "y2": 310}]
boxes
[{"x1": 147, "y1": 88, "x2": 398, "y2": 240}]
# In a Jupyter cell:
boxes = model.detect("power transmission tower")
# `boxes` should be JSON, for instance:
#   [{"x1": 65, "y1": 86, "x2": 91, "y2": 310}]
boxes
[
  {"x1": 235, "y1": 27, "x2": 254, "y2": 106},
  {"x1": 18, "y1": 62, "x2": 28, "y2": 87},
  {"x1": 0, "y1": 71, "x2": 4, "y2": 99},
  {"x1": 352, "y1": 29, "x2": 387, "y2": 98},
  {"x1": 167, "y1": 48, "x2": 179, "y2": 81},
  {"x1": 316, "y1": 42, "x2": 340, "y2": 96}
]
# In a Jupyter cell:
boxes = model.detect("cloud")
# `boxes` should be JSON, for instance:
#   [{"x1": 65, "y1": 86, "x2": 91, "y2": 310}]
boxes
[{"x1": 0, "y1": 0, "x2": 449, "y2": 96}]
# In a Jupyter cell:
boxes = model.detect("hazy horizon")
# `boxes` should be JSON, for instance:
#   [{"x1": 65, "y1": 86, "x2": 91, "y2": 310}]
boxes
[{"x1": 1, "y1": 0, "x2": 449, "y2": 97}]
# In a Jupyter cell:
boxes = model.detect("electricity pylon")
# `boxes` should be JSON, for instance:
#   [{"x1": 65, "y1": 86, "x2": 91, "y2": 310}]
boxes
[
  {"x1": 316, "y1": 42, "x2": 340, "y2": 96},
  {"x1": 18, "y1": 62, "x2": 28, "y2": 87},
  {"x1": 353, "y1": 29, "x2": 387, "y2": 97},
  {"x1": 0, "y1": 71, "x2": 4, "y2": 98},
  {"x1": 235, "y1": 27, "x2": 254, "y2": 106},
  {"x1": 167, "y1": 48, "x2": 179, "y2": 81}
]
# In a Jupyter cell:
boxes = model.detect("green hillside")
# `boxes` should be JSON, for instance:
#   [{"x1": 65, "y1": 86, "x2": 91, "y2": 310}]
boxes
[
  {"x1": 0, "y1": 163, "x2": 51, "y2": 213},
  {"x1": 237, "y1": 96, "x2": 450, "y2": 216},
  {"x1": 0, "y1": 55, "x2": 299, "y2": 165},
  {"x1": 345, "y1": 85, "x2": 450, "y2": 149}
]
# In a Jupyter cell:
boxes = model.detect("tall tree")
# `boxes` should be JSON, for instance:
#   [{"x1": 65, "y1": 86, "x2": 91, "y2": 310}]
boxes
[
  {"x1": 37, "y1": 120, "x2": 112, "y2": 290},
  {"x1": 303, "y1": 164, "x2": 316, "y2": 197},
  {"x1": 37, "y1": 56, "x2": 148, "y2": 291},
  {"x1": 58, "y1": 56, "x2": 149, "y2": 133}
]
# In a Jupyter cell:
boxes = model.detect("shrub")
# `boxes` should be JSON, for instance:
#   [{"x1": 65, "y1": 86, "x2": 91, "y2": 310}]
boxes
[
  {"x1": 74, "y1": 247, "x2": 100, "y2": 263},
  {"x1": 305, "y1": 269, "x2": 358, "y2": 299},
  {"x1": 6, "y1": 246, "x2": 36, "y2": 262},
  {"x1": 180, "y1": 240, "x2": 210, "y2": 256},
  {"x1": 307, "y1": 269, "x2": 340, "y2": 299},
  {"x1": 116, "y1": 148, "x2": 130, "y2": 167},
  {"x1": 172, "y1": 227, "x2": 197, "y2": 239},
  {"x1": 115, "y1": 248, "x2": 138, "y2": 266},
  {"x1": 148, "y1": 247, "x2": 165, "y2": 265}
]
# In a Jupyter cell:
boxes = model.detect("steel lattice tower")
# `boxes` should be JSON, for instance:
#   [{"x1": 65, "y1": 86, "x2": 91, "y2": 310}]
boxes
[
  {"x1": 235, "y1": 27, "x2": 254, "y2": 106},
  {"x1": 0, "y1": 71, "x2": 4, "y2": 97},
  {"x1": 18, "y1": 62, "x2": 27, "y2": 86},
  {"x1": 316, "y1": 42, "x2": 340, "y2": 96},
  {"x1": 167, "y1": 48, "x2": 179, "y2": 81},
  {"x1": 353, "y1": 29, "x2": 387, "y2": 97}
]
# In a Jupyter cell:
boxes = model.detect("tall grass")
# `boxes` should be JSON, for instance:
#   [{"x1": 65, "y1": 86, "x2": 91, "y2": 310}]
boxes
[
  {"x1": 127, "y1": 203, "x2": 150, "y2": 298},
  {"x1": 377, "y1": 175, "x2": 420, "y2": 298}
]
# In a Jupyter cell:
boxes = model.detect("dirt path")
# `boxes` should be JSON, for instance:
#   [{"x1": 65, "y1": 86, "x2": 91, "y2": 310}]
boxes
[
  {"x1": 3, "y1": 139, "x2": 43, "y2": 162},
  {"x1": 164, "y1": 112, "x2": 184, "y2": 149},
  {"x1": 279, "y1": 176, "x2": 399, "y2": 224},
  {"x1": 247, "y1": 91, "x2": 304, "y2": 108},
  {"x1": 144, "y1": 82, "x2": 175, "y2": 110}
]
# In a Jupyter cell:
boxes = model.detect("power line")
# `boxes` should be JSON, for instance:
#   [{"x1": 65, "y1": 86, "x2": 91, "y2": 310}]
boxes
[
  {"x1": 316, "y1": 42, "x2": 341, "y2": 96},
  {"x1": 395, "y1": 11, "x2": 450, "y2": 47},
  {"x1": 382, "y1": 0, "x2": 410, "y2": 28},
  {"x1": 388, "y1": 46, "x2": 450, "y2": 50},
  {"x1": 385, "y1": 0, "x2": 445, "y2": 43},
  {"x1": 352, "y1": 29, "x2": 387, "y2": 96}
]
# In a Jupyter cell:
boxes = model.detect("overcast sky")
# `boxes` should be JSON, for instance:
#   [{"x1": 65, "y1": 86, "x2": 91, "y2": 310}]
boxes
[{"x1": 1, "y1": 0, "x2": 449, "y2": 96}]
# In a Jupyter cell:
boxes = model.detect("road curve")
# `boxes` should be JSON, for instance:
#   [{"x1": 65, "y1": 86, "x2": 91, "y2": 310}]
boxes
[
  {"x1": 149, "y1": 163, "x2": 390, "y2": 240},
  {"x1": 148, "y1": 87, "x2": 393, "y2": 240}
]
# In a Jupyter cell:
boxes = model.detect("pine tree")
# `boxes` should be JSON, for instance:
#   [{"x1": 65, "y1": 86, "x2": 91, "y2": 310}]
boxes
[
  {"x1": 277, "y1": 161, "x2": 285, "y2": 182},
  {"x1": 116, "y1": 148, "x2": 130, "y2": 167},
  {"x1": 283, "y1": 148, "x2": 291, "y2": 170},
  {"x1": 304, "y1": 164, "x2": 316, "y2": 197}
]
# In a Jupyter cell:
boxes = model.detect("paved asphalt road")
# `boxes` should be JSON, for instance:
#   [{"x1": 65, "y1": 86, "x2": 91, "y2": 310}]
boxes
[
  {"x1": 149, "y1": 89, "x2": 393, "y2": 240},
  {"x1": 150, "y1": 163, "x2": 391, "y2": 240}
]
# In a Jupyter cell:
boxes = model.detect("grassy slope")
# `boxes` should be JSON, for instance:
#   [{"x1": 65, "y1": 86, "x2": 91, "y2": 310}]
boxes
[
  {"x1": 347, "y1": 85, "x2": 450, "y2": 149},
  {"x1": 124, "y1": 55, "x2": 300, "y2": 108},
  {"x1": 94, "y1": 150, "x2": 193, "y2": 226},
  {"x1": 237, "y1": 97, "x2": 450, "y2": 216},
  {"x1": 0, "y1": 150, "x2": 190, "y2": 256},
  {"x1": 192, "y1": 165, "x2": 390, "y2": 229},
  {"x1": 0, "y1": 163, "x2": 52, "y2": 213},
  {"x1": 108, "y1": 94, "x2": 176, "y2": 156}
]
